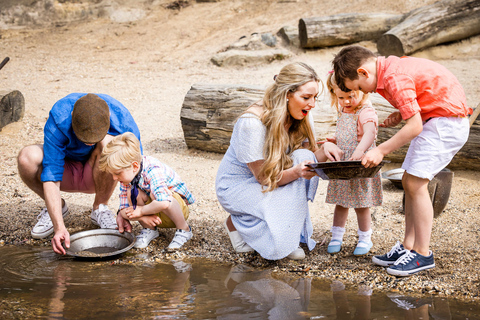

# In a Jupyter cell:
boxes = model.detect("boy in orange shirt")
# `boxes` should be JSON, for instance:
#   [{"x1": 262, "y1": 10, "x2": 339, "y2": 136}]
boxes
[{"x1": 332, "y1": 45, "x2": 472, "y2": 276}]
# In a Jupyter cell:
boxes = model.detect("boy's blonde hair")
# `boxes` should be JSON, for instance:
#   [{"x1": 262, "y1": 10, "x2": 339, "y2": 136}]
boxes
[
  {"x1": 99, "y1": 132, "x2": 142, "y2": 172},
  {"x1": 326, "y1": 72, "x2": 369, "y2": 113},
  {"x1": 260, "y1": 62, "x2": 322, "y2": 192}
]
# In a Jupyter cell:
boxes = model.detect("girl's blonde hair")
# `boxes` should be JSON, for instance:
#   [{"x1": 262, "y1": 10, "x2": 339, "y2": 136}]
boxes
[
  {"x1": 99, "y1": 132, "x2": 142, "y2": 172},
  {"x1": 260, "y1": 62, "x2": 321, "y2": 192},
  {"x1": 326, "y1": 72, "x2": 368, "y2": 113}
]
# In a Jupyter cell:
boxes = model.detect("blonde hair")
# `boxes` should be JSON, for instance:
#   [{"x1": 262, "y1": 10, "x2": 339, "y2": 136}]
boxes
[
  {"x1": 260, "y1": 62, "x2": 321, "y2": 192},
  {"x1": 326, "y1": 72, "x2": 368, "y2": 113},
  {"x1": 99, "y1": 132, "x2": 142, "y2": 172}
]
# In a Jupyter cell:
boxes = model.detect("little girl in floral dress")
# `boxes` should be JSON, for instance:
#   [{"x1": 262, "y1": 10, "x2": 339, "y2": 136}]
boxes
[{"x1": 324, "y1": 72, "x2": 383, "y2": 256}]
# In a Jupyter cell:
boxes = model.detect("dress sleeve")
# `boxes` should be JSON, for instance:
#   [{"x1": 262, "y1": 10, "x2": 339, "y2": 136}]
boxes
[{"x1": 233, "y1": 116, "x2": 266, "y2": 164}]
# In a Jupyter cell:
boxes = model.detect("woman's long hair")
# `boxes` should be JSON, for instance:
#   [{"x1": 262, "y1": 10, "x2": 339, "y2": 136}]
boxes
[{"x1": 260, "y1": 62, "x2": 321, "y2": 192}]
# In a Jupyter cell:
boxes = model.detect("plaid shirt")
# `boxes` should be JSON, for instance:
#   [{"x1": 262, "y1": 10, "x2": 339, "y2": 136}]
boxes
[{"x1": 118, "y1": 155, "x2": 195, "y2": 210}]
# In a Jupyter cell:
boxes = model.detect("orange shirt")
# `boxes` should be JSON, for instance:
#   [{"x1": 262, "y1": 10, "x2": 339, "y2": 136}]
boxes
[{"x1": 376, "y1": 56, "x2": 472, "y2": 121}]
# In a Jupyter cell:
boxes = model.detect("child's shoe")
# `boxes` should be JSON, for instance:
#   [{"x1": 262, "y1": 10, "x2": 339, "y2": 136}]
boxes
[
  {"x1": 327, "y1": 225, "x2": 345, "y2": 254},
  {"x1": 353, "y1": 240, "x2": 373, "y2": 256},
  {"x1": 134, "y1": 228, "x2": 159, "y2": 249},
  {"x1": 372, "y1": 241, "x2": 406, "y2": 266},
  {"x1": 353, "y1": 228, "x2": 373, "y2": 256},
  {"x1": 386, "y1": 250, "x2": 435, "y2": 277},
  {"x1": 327, "y1": 239, "x2": 342, "y2": 254},
  {"x1": 167, "y1": 226, "x2": 193, "y2": 250}
]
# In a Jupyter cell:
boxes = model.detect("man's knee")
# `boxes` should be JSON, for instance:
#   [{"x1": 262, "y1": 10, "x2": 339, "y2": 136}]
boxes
[{"x1": 17, "y1": 145, "x2": 43, "y2": 172}]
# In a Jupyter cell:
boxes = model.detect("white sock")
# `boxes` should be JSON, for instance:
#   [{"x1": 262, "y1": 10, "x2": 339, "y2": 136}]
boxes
[
  {"x1": 357, "y1": 228, "x2": 372, "y2": 247},
  {"x1": 330, "y1": 226, "x2": 345, "y2": 244}
]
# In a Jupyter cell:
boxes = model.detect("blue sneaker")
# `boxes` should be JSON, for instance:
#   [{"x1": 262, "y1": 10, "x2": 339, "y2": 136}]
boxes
[
  {"x1": 387, "y1": 250, "x2": 435, "y2": 277},
  {"x1": 372, "y1": 241, "x2": 406, "y2": 266},
  {"x1": 353, "y1": 240, "x2": 373, "y2": 256}
]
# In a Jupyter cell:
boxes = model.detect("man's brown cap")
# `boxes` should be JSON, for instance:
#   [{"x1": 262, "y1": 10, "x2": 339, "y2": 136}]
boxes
[{"x1": 71, "y1": 94, "x2": 110, "y2": 144}]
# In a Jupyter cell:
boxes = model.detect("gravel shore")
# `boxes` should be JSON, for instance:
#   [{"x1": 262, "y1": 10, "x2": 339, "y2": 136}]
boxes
[{"x1": 0, "y1": 0, "x2": 479, "y2": 303}]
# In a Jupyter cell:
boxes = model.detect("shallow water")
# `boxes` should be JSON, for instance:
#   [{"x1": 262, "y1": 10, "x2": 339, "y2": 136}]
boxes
[{"x1": 0, "y1": 246, "x2": 479, "y2": 320}]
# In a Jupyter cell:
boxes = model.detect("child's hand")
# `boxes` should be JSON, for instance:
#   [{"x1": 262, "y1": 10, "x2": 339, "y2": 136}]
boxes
[
  {"x1": 380, "y1": 112, "x2": 402, "y2": 128},
  {"x1": 349, "y1": 149, "x2": 365, "y2": 161},
  {"x1": 125, "y1": 206, "x2": 143, "y2": 220},
  {"x1": 138, "y1": 215, "x2": 162, "y2": 228},
  {"x1": 361, "y1": 147, "x2": 385, "y2": 168}
]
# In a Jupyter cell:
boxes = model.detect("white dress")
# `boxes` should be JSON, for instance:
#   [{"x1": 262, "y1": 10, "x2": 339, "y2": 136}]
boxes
[{"x1": 215, "y1": 114, "x2": 319, "y2": 260}]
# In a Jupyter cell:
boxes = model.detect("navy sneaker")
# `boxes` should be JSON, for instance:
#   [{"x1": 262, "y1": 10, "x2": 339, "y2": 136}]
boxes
[
  {"x1": 387, "y1": 250, "x2": 435, "y2": 277},
  {"x1": 372, "y1": 241, "x2": 406, "y2": 266}
]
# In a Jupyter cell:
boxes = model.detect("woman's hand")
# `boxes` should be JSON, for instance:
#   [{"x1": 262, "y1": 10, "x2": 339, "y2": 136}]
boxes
[{"x1": 293, "y1": 160, "x2": 317, "y2": 180}]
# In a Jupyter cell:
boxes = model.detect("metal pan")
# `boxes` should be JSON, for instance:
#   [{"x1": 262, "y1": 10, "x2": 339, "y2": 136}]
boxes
[
  {"x1": 307, "y1": 160, "x2": 388, "y2": 180},
  {"x1": 65, "y1": 229, "x2": 136, "y2": 259}
]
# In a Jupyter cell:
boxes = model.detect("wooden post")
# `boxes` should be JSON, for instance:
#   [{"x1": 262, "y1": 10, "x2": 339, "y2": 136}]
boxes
[{"x1": 377, "y1": 0, "x2": 480, "y2": 56}]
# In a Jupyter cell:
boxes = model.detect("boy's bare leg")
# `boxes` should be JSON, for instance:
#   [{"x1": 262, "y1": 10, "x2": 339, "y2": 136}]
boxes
[
  {"x1": 162, "y1": 197, "x2": 189, "y2": 231},
  {"x1": 403, "y1": 173, "x2": 432, "y2": 256}
]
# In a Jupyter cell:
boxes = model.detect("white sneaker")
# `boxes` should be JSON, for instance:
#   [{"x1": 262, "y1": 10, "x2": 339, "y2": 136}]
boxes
[
  {"x1": 167, "y1": 227, "x2": 193, "y2": 250},
  {"x1": 31, "y1": 201, "x2": 69, "y2": 239},
  {"x1": 287, "y1": 247, "x2": 305, "y2": 260},
  {"x1": 134, "y1": 228, "x2": 159, "y2": 249},
  {"x1": 91, "y1": 204, "x2": 117, "y2": 229}
]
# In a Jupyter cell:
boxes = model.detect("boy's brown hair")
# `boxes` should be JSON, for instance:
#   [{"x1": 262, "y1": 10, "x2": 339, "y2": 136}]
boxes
[{"x1": 332, "y1": 45, "x2": 376, "y2": 92}]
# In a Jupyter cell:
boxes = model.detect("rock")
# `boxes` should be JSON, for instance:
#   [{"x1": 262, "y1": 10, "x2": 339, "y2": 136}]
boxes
[{"x1": 0, "y1": 90, "x2": 25, "y2": 131}]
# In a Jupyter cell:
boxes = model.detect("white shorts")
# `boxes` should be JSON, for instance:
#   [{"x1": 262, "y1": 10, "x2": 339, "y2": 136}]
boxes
[{"x1": 402, "y1": 117, "x2": 469, "y2": 180}]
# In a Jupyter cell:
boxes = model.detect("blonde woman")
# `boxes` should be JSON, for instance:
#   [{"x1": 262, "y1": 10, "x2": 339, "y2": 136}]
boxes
[{"x1": 215, "y1": 62, "x2": 343, "y2": 260}]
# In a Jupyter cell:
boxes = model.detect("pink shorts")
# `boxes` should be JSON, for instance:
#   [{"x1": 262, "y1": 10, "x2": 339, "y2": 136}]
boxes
[{"x1": 60, "y1": 160, "x2": 96, "y2": 194}]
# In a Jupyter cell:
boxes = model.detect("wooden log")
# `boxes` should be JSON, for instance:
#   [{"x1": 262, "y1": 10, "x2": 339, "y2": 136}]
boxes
[
  {"x1": 298, "y1": 13, "x2": 405, "y2": 49},
  {"x1": 180, "y1": 83, "x2": 264, "y2": 153},
  {"x1": 180, "y1": 84, "x2": 480, "y2": 170},
  {"x1": 0, "y1": 90, "x2": 25, "y2": 131},
  {"x1": 377, "y1": 0, "x2": 480, "y2": 56}
]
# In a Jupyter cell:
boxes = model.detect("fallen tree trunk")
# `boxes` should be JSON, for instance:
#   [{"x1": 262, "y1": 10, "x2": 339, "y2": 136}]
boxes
[
  {"x1": 0, "y1": 90, "x2": 25, "y2": 131},
  {"x1": 180, "y1": 84, "x2": 480, "y2": 170},
  {"x1": 377, "y1": 0, "x2": 480, "y2": 56},
  {"x1": 180, "y1": 83, "x2": 264, "y2": 153},
  {"x1": 299, "y1": 13, "x2": 404, "y2": 48}
]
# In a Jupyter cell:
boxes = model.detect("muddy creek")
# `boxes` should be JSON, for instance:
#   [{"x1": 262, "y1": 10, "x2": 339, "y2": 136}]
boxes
[{"x1": 0, "y1": 245, "x2": 478, "y2": 319}]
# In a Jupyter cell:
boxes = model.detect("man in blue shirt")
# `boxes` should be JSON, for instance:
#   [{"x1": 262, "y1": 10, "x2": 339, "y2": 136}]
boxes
[{"x1": 17, "y1": 93, "x2": 142, "y2": 254}]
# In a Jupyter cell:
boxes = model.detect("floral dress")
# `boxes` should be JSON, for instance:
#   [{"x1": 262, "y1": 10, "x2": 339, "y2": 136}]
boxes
[{"x1": 326, "y1": 105, "x2": 383, "y2": 208}]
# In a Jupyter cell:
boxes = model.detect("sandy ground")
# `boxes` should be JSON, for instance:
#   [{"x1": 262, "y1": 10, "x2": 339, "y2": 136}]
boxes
[{"x1": 1, "y1": 0, "x2": 480, "y2": 301}]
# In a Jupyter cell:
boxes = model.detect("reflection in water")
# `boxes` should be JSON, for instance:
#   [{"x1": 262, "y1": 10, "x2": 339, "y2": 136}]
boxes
[{"x1": 0, "y1": 246, "x2": 478, "y2": 319}]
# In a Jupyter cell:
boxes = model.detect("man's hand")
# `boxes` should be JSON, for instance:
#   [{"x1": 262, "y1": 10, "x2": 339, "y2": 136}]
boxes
[
  {"x1": 52, "y1": 227, "x2": 70, "y2": 255},
  {"x1": 117, "y1": 214, "x2": 132, "y2": 233}
]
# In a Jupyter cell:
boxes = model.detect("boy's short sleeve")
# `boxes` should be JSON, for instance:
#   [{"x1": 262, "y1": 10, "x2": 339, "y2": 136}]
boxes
[
  {"x1": 384, "y1": 74, "x2": 421, "y2": 120},
  {"x1": 233, "y1": 116, "x2": 265, "y2": 164}
]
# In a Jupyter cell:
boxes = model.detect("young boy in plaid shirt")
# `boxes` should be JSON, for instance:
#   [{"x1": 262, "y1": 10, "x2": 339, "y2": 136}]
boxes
[{"x1": 99, "y1": 132, "x2": 195, "y2": 250}]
